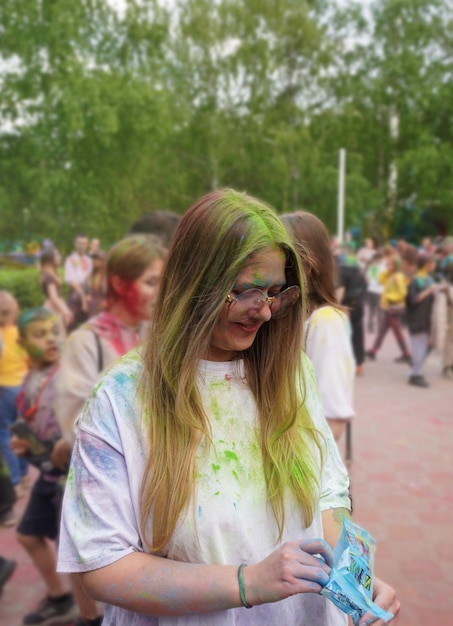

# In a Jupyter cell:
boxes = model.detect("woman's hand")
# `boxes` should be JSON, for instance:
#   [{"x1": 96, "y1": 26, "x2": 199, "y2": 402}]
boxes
[
  {"x1": 10, "y1": 435, "x2": 30, "y2": 456},
  {"x1": 243, "y1": 538, "x2": 334, "y2": 606},
  {"x1": 50, "y1": 438, "x2": 71, "y2": 471},
  {"x1": 358, "y1": 576, "x2": 400, "y2": 626}
]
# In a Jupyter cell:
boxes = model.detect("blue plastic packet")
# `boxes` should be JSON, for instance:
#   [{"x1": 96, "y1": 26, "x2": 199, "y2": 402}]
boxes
[{"x1": 321, "y1": 517, "x2": 394, "y2": 625}]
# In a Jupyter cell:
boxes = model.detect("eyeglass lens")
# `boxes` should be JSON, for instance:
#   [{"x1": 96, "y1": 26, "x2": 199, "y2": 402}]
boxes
[{"x1": 229, "y1": 286, "x2": 300, "y2": 320}]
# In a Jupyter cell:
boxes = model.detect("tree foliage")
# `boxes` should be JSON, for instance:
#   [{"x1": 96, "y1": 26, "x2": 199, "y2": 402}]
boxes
[{"x1": 0, "y1": 0, "x2": 452, "y2": 249}]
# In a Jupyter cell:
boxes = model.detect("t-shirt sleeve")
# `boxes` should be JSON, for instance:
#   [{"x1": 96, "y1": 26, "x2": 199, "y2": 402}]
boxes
[
  {"x1": 301, "y1": 354, "x2": 351, "y2": 513},
  {"x1": 54, "y1": 327, "x2": 104, "y2": 445},
  {"x1": 305, "y1": 308, "x2": 355, "y2": 419},
  {"x1": 57, "y1": 383, "x2": 141, "y2": 573}
]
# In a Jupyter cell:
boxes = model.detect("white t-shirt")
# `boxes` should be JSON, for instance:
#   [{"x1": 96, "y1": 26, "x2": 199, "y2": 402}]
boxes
[
  {"x1": 304, "y1": 307, "x2": 355, "y2": 420},
  {"x1": 63, "y1": 252, "x2": 92, "y2": 286},
  {"x1": 58, "y1": 351, "x2": 350, "y2": 626}
]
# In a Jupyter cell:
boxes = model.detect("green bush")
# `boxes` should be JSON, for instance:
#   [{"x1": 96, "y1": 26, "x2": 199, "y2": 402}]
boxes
[{"x1": 0, "y1": 267, "x2": 43, "y2": 310}]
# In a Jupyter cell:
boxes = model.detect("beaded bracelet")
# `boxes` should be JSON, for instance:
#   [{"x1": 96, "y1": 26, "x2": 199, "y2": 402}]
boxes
[{"x1": 237, "y1": 563, "x2": 253, "y2": 609}]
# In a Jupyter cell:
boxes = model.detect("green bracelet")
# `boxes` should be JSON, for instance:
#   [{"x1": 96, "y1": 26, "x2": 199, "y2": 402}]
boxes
[{"x1": 237, "y1": 563, "x2": 253, "y2": 609}]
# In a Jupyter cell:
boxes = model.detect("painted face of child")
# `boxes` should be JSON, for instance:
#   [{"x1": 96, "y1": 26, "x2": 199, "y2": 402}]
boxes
[
  {"x1": 21, "y1": 317, "x2": 62, "y2": 367},
  {"x1": 122, "y1": 258, "x2": 165, "y2": 323},
  {"x1": 206, "y1": 247, "x2": 286, "y2": 362}
]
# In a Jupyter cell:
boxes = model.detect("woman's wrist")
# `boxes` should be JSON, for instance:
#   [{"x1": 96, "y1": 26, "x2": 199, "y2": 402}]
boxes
[{"x1": 238, "y1": 564, "x2": 253, "y2": 608}]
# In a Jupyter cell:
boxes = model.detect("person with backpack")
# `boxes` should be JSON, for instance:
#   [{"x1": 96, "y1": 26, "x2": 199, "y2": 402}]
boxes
[{"x1": 51, "y1": 234, "x2": 167, "y2": 626}]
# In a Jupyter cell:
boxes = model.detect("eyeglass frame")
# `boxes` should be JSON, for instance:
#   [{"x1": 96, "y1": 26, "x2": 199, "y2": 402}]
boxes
[{"x1": 225, "y1": 285, "x2": 301, "y2": 319}]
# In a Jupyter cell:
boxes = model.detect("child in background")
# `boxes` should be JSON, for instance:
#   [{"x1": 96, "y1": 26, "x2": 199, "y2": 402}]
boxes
[
  {"x1": 10, "y1": 307, "x2": 78, "y2": 626},
  {"x1": 404, "y1": 253, "x2": 438, "y2": 388},
  {"x1": 0, "y1": 290, "x2": 30, "y2": 497}
]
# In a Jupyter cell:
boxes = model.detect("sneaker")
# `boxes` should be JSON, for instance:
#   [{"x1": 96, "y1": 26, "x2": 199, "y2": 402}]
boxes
[
  {"x1": 409, "y1": 375, "x2": 429, "y2": 388},
  {"x1": 0, "y1": 508, "x2": 17, "y2": 527},
  {"x1": 0, "y1": 557, "x2": 17, "y2": 595},
  {"x1": 395, "y1": 354, "x2": 411, "y2": 364},
  {"x1": 355, "y1": 365, "x2": 364, "y2": 376},
  {"x1": 365, "y1": 350, "x2": 376, "y2": 361},
  {"x1": 442, "y1": 366, "x2": 453, "y2": 380},
  {"x1": 74, "y1": 617, "x2": 104, "y2": 626},
  {"x1": 23, "y1": 593, "x2": 78, "y2": 626}
]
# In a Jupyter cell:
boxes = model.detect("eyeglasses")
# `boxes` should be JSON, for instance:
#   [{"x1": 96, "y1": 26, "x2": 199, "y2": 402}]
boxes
[{"x1": 226, "y1": 285, "x2": 300, "y2": 321}]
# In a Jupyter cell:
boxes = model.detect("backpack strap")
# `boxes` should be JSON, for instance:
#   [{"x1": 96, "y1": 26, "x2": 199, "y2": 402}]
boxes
[{"x1": 93, "y1": 331, "x2": 104, "y2": 373}]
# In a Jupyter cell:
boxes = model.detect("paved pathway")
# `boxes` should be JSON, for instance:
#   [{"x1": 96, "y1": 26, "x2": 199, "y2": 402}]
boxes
[{"x1": 1, "y1": 328, "x2": 452, "y2": 625}]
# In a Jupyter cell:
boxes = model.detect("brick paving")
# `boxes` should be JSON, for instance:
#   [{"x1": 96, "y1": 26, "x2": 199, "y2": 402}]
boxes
[{"x1": 1, "y1": 326, "x2": 452, "y2": 625}]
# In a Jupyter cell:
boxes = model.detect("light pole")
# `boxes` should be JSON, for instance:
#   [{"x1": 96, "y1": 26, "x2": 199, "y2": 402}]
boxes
[{"x1": 337, "y1": 148, "x2": 346, "y2": 244}]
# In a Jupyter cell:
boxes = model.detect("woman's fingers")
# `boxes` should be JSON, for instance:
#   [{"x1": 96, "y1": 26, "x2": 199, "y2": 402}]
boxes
[
  {"x1": 299, "y1": 537, "x2": 335, "y2": 568},
  {"x1": 246, "y1": 538, "x2": 334, "y2": 606},
  {"x1": 358, "y1": 576, "x2": 400, "y2": 626}
]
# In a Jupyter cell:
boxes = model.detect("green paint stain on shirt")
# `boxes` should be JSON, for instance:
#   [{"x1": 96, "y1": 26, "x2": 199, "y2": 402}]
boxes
[
  {"x1": 224, "y1": 450, "x2": 238, "y2": 462},
  {"x1": 93, "y1": 380, "x2": 103, "y2": 396},
  {"x1": 212, "y1": 463, "x2": 221, "y2": 472}
]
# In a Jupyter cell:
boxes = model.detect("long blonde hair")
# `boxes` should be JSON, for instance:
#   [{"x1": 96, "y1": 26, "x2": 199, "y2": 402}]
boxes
[{"x1": 140, "y1": 189, "x2": 323, "y2": 551}]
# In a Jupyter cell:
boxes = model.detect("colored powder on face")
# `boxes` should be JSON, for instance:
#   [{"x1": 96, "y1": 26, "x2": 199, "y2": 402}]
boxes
[{"x1": 25, "y1": 344, "x2": 45, "y2": 359}]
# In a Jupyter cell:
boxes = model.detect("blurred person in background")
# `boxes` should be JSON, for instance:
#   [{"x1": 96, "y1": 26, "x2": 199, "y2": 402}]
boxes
[
  {"x1": 356, "y1": 237, "x2": 376, "y2": 272},
  {"x1": 337, "y1": 243, "x2": 367, "y2": 376},
  {"x1": 365, "y1": 249, "x2": 386, "y2": 333},
  {"x1": 83, "y1": 250, "x2": 107, "y2": 318},
  {"x1": 0, "y1": 290, "x2": 30, "y2": 497},
  {"x1": 39, "y1": 246, "x2": 73, "y2": 335},
  {"x1": 128, "y1": 209, "x2": 181, "y2": 248},
  {"x1": 282, "y1": 211, "x2": 356, "y2": 448},
  {"x1": 88, "y1": 238, "x2": 102, "y2": 257},
  {"x1": 64, "y1": 234, "x2": 93, "y2": 332},
  {"x1": 365, "y1": 254, "x2": 411, "y2": 364},
  {"x1": 12, "y1": 307, "x2": 77, "y2": 626},
  {"x1": 403, "y1": 253, "x2": 438, "y2": 388},
  {"x1": 51, "y1": 234, "x2": 167, "y2": 626}
]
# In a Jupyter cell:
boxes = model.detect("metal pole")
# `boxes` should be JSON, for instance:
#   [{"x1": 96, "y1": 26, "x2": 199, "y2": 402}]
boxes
[{"x1": 337, "y1": 148, "x2": 346, "y2": 243}]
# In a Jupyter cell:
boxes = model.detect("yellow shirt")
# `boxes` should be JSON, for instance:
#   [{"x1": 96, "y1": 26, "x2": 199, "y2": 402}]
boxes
[
  {"x1": 0, "y1": 325, "x2": 29, "y2": 387},
  {"x1": 379, "y1": 271, "x2": 408, "y2": 309}
]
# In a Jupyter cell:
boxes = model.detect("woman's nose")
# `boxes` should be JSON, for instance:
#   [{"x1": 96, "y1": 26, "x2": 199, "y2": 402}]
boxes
[{"x1": 254, "y1": 301, "x2": 273, "y2": 322}]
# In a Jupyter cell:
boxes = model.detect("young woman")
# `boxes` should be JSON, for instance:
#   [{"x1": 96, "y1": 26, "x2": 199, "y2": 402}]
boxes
[
  {"x1": 57, "y1": 190, "x2": 399, "y2": 626},
  {"x1": 52, "y1": 233, "x2": 166, "y2": 626},
  {"x1": 39, "y1": 247, "x2": 73, "y2": 333},
  {"x1": 281, "y1": 211, "x2": 355, "y2": 446}
]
